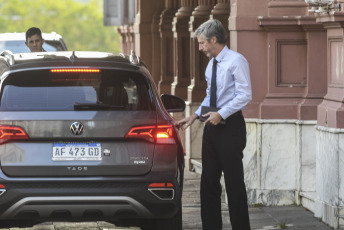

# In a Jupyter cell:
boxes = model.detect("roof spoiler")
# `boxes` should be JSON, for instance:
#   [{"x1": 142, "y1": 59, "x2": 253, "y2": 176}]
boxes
[
  {"x1": 0, "y1": 50, "x2": 14, "y2": 65},
  {"x1": 129, "y1": 50, "x2": 139, "y2": 65}
]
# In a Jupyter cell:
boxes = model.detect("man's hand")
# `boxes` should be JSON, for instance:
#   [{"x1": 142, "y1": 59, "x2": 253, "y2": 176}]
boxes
[
  {"x1": 203, "y1": 112, "x2": 222, "y2": 126},
  {"x1": 176, "y1": 114, "x2": 198, "y2": 131}
]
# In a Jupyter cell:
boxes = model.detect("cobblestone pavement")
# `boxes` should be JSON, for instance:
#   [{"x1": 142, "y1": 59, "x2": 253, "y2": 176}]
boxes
[{"x1": 0, "y1": 170, "x2": 342, "y2": 230}]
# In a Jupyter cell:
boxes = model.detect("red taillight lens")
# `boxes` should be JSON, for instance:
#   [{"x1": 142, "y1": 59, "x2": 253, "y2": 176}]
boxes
[
  {"x1": 50, "y1": 68, "x2": 100, "y2": 73},
  {"x1": 125, "y1": 125, "x2": 176, "y2": 144},
  {"x1": 148, "y1": 183, "x2": 174, "y2": 188},
  {"x1": 125, "y1": 125, "x2": 155, "y2": 143},
  {"x1": 50, "y1": 68, "x2": 101, "y2": 82},
  {"x1": 0, "y1": 126, "x2": 29, "y2": 144},
  {"x1": 155, "y1": 125, "x2": 175, "y2": 144}
]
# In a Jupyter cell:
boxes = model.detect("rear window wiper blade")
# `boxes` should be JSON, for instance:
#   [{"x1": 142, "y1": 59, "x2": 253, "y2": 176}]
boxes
[{"x1": 74, "y1": 103, "x2": 125, "y2": 110}]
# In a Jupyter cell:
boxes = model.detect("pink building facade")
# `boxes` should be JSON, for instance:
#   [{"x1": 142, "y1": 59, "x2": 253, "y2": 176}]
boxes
[{"x1": 115, "y1": 0, "x2": 344, "y2": 228}]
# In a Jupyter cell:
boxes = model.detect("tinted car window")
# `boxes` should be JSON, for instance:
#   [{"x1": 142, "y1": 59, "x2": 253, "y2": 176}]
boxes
[
  {"x1": 0, "y1": 40, "x2": 66, "y2": 53},
  {"x1": 43, "y1": 40, "x2": 66, "y2": 52},
  {"x1": 0, "y1": 41, "x2": 29, "y2": 53},
  {"x1": 0, "y1": 69, "x2": 153, "y2": 111}
]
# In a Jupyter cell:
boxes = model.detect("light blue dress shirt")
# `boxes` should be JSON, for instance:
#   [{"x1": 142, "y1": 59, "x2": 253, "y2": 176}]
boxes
[{"x1": 195, "y1": 46, "x2": 252, "y2": 120}]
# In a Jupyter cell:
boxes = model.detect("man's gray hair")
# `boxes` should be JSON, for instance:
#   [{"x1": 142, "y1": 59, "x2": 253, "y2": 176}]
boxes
[{"x1": 194, "y1": 19, "x2": 227, "y2": 44}]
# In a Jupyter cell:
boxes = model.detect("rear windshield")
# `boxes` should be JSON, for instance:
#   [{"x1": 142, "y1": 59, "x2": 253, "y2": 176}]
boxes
[{"x1": 0, "y1": 69, "x2": 154, "y2": 111}]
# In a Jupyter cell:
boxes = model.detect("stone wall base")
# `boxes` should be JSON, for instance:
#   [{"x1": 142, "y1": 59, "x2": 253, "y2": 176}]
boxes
[
  {"x1": 315, "y1": 200, "x2": 344, "y2": 229},
  {"x1": 187, "y1": 119, "x2": 344, "y2": 229},
  {"x1": 314, "y1": 126, "x2": 344, "y2": 229}
]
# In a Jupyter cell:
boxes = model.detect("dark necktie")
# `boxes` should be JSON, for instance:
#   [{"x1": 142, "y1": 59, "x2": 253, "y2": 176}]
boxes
[{"x1": 210, "y1": 58, "x2": 218, "y2": 107}]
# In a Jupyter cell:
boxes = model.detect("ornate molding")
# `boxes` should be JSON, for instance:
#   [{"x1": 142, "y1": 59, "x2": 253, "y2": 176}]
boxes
[{"x1": 258, "y1": 15, "x2": 325, "y2": 31}]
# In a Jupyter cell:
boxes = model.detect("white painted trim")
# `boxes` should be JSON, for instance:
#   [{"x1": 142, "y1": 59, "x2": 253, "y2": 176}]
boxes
[
  {"x1": 245, "y1": 118, "x2": 317, "y2": 125},
  {"x1": 316, "y1": 125, "x2": 344, "y2": 133}
]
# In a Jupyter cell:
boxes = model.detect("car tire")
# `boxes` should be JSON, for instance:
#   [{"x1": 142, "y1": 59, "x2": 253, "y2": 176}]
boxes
[{"x1": 141, "y1": 203, "x2": 182, "y2": 230}]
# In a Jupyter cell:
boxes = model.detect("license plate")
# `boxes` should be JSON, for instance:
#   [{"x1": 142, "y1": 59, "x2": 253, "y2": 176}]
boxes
[{"x1": 52, "y1": 143, "x2": 102, "y2": 161}]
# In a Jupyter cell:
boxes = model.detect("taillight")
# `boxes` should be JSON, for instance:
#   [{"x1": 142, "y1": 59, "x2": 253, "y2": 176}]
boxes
[
  {"x1": 148, "y1": 183, "x2": 174, "y2": 200},
  {"x1": 148, "y1": 183, "x2": 174, "y2": 188},
  {"x1": 0, "y1": 184, "x2": 5, "y2": 196},
  {"x1": 0, "y1": 126, "x2": 29, "y2": 144},
  {"x1": 50, "y1": 68, "x2": 100, "y2": 73},
  {"x1": 155, "y1": 125, "x2": 175, "y2": 144},
  {"x1": 125, "y1": 125, "x2": 176, "y2": 144},
  {"x1": 50, "y1": 68, "x2": 101, "y2": 82}
]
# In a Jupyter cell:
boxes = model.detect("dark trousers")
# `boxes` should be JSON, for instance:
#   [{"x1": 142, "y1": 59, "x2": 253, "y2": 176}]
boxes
[{"x1": 201, "y1": 113, "x2": 250, "y2": 230}]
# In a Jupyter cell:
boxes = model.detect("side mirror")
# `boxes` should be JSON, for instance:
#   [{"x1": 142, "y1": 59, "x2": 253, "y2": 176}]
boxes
[{"x1": 161, "y1": 94, "x2": 186, "y2": 113}]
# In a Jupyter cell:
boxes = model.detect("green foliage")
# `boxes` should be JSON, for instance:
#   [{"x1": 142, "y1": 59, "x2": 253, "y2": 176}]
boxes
[
  {"x1": 0, "y1": 0, "x2": 120, "y2": 52},
  {"x1": 278, "y1": 223, "x2": 288, "y2": 229},
  {"x1": 253, "y1": 203, "x2": 263, "y2": 207}
]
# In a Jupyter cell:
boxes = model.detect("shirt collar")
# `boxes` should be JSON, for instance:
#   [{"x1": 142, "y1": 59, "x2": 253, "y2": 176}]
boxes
[{"x1": 213, "y1": 45, "x2": 229, "y2": 63}]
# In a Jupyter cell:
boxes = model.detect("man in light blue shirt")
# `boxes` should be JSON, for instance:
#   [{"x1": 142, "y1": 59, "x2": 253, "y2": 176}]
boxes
[
  {"x1": 177, "y1": 19, "x2": 252, "y2": 230},
  {"x1": 195, "y1": 45, "x2": 252, "y2": 122}
]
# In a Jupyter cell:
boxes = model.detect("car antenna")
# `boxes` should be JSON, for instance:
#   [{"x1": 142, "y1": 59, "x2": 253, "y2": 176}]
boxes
[{"x1": 70, "y1": 51, "x2": 77, "y2": 63}]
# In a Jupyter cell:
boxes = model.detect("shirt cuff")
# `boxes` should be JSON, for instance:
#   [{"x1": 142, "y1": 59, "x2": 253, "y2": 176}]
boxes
[
  {"x1": 195, "y1": 107, "x2": 202, "y2": 117},
  {"x1": 218, "y1": 109, "x2": 230, "y2": 120}
]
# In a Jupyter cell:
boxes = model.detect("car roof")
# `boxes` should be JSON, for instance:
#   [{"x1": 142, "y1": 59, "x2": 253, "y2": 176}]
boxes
[
  {"x1": 0, "y1": 32, "x2": 63, "y2": 41},
  {"x1": 0, "y1": 51, "x2": 147, "y2": 73}
]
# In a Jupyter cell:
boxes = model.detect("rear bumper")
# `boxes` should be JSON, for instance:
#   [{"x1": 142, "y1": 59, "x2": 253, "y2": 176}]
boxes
[
  {"x1": 0, "y1": 196, "x2": 153, "y2": 219},
  {"x1": 0, "y1": 171, "x2": 183, "y2": 224}
]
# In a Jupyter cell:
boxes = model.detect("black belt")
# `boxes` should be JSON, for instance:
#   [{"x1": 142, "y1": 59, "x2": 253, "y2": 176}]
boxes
[{"x1": 226, "y1": 110, "x2": 242, "y2": 119}]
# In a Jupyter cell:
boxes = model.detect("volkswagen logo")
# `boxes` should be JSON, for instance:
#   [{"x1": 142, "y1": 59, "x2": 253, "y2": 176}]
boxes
[{"x1": 70, "y1": 122, "x2": 84, "y2": 135}]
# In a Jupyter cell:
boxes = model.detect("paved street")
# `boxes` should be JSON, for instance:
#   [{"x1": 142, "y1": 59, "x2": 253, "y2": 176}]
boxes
[{"x1": 0, "y1": 170, "x2": 342, "y2": 230}]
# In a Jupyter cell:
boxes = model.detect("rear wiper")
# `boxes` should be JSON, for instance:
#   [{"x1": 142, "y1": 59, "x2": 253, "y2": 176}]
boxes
[{"x1": 74, "y1": 103, "x2": 125, "y2": 111}]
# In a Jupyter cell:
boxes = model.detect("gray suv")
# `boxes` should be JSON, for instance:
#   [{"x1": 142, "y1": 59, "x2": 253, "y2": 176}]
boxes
[{"x1": 0, "y1": 50, "x2": 185, "y2": 229}]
